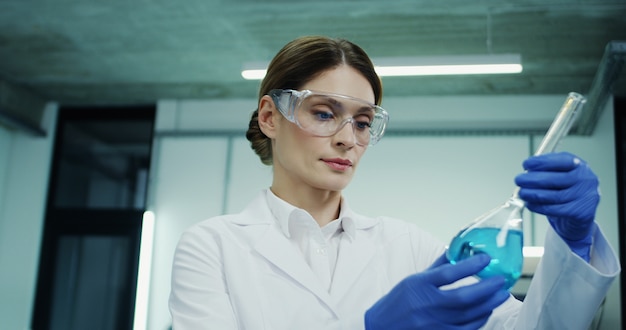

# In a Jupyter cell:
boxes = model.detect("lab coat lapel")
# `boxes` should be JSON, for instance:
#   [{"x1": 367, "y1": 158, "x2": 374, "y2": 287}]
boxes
[
  {"x1": 253, "y1": 225, "x2": 338, "y2": 314},
  {"x1": 329, "y1": 230, "x2": 377, "y2": 302}
]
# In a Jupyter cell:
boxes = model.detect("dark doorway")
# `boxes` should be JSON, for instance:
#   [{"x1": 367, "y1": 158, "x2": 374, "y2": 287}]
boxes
[
  {"x1": 613, "y1": 96, "x2": 626, "y2": 329},
  {"x1": 31, "y1": 106, "x2": 155, "y2": 330}
]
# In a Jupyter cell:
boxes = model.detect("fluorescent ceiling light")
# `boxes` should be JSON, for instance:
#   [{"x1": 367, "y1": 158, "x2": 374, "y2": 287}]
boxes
[
  {"x1": 374, "y1": 54, "x2": 522, "y2": 76},
  {"x1": 241, "y1": 54, "x2": 522, "y2": 80},
  {"x1": 241, "y1": 69, "x2": 268, "y2": 80}
]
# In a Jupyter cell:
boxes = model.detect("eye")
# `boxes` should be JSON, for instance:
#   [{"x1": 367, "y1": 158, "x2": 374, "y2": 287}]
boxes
[
  {"x1": 355, "y1": 120, "x2": 371, "y2": 130},
  {"x1": 306, "y1": 103, "x2": 337, "y2": 121},
  {"x1": 354, "y1": 114, "x2": 373, "y2": 130},
  {"x1": 313, "y1": 110, "x2": 334, "y2": 121}
]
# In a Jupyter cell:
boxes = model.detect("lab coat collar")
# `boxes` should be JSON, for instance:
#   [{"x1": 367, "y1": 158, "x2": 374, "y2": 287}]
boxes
[
  {"x1": 231, "y1": 189, "x2": 379, "y2": 230},
  {"x1": 262, "y1": 188, "x2": 371, "y2": 240},
  {"x1": 265, "y1": 188, "x2": 301, "y2": 238},
  {"x1": 233, "y1": 190, "x2": 381, "y2": 312}
]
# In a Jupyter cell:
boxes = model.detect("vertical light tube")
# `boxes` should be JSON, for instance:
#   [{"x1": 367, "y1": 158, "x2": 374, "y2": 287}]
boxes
[{"x1": 133, "y1": 211, "x2": 155, "y2": 330}]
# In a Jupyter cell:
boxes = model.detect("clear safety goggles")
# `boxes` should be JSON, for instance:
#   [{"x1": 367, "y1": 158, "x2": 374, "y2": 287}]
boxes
[{"x1": 269, "y1": 89, "x2": 389, "y2": 146}]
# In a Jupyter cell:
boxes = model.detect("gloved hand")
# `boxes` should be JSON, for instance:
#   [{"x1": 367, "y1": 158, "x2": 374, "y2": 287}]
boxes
[
  {"x1": 515, "y1": 152, "x2": 599, "y2": 261},
  {"x1": 364, "y1": 253, "x2": 510, "y2": 330}
]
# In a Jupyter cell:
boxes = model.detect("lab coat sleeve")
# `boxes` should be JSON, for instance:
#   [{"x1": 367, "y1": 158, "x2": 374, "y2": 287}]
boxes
[
  {"x1": 513, "y1": 223, "x2": 620, "y2": 329},
  {"x1": 169, "y1": 225, "x2": 239, "y2": 330}
]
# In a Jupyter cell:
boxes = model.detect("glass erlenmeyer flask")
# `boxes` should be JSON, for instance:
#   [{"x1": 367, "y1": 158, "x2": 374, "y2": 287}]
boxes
[{"x1": 446, "y1": 92, "x2": 587, "y2": 290}]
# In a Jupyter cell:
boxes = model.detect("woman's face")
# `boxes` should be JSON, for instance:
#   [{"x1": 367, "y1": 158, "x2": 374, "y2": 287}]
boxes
[{"x1": 269, "y1": 64, "x2": 375, "y2": 193}]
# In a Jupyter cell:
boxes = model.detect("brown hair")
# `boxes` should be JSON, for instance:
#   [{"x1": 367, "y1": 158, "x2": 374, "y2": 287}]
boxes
[{"x1": 245, "y1": 35, "x2": 382, "y2": 165}]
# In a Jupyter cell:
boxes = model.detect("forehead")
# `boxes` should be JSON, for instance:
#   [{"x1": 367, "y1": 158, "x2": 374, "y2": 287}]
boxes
[{"x1": 301, "y1": 65, "x2": 375, "y2": 104}]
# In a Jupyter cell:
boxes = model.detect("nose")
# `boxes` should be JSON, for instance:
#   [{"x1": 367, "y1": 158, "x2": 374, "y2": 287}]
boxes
[{"x1": 333, "y1": 119, "x2": 357, "y2": 148}]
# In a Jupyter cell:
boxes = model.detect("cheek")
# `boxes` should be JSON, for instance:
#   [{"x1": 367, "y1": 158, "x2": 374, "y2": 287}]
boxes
[
  {"x1": 352, "y1": 147, "x2": 367, "y2": 168},
  {"x1": 274, "y1": 127, "x2": 313, "y2": 164},
  {"x1": 286, "y1": 125, "x2": 321, "y2": 152}
]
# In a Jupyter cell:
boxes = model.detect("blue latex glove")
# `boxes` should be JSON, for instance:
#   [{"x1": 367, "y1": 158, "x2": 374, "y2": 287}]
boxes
[
  {"x1": 515, "y1": 152, "x2": 599, "y2": 261},
  {"x1": 364, "y1": 253, "x2": 510, "y2": 330}
]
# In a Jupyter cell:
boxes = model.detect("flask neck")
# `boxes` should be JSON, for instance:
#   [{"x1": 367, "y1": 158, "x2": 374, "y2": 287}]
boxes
[{"x1": 510, "y1": 188, "x2": 525, "y2": 208}]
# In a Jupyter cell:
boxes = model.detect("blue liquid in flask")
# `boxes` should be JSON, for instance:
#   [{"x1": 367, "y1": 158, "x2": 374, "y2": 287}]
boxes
[{"x1": 447, "y1": 227, "x2": 523, "y2": 290}]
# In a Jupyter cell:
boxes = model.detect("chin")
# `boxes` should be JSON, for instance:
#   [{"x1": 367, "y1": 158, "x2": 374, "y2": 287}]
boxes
[
  {"x1": 322, "y1": 180, "x2": 351, "y2": 192},
  {"x1": 310, "y1": 169, "x2": 354, "y2": 191}
]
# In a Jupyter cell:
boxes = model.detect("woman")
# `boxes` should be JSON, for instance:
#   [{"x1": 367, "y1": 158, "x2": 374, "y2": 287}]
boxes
[{"x1": 169, "y1": 36, "x2": 619, "y2": 329}]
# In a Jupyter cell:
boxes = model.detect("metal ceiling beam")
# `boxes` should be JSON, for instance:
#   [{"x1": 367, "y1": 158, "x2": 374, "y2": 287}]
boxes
[
  {"x1": 573, "y1": 41, "x2": 626, "y2": 136},
  {"x1": 0, "y1": 81, "x2": 47, "y2": 136}
]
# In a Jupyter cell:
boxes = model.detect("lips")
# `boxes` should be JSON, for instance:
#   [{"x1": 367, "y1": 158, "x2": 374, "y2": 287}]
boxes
[
  {"x1": 324, "y1": 158, "x2": 352, "y2": 166},
  {"x1": 322, "y1": 158, "x2": 353, "y2": 171}
]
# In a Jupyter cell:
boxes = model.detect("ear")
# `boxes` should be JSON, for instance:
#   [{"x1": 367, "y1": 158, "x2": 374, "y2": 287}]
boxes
[{"x1": 258, "y1": 95, "x2": 280, "y2": 138}]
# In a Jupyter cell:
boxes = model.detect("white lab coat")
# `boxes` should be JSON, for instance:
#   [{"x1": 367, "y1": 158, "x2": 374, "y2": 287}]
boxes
[{"x1": 169, "y1": 190, "x2": 620, "y2": 329}]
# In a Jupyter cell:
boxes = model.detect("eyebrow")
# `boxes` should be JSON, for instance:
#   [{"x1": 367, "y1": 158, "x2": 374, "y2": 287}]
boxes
[{"x1": 322, "y1": 96, "x2": 375, "y2": 116}]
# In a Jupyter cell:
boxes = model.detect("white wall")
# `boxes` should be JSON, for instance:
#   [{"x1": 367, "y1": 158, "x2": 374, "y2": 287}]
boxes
[
  {"x1": 0, "y1": 104, "x2": 57, "y2": 330},
  {"x1": 343, "y1": 135, "x2": 529, "y2": 242},
  {"x1": 145, "y1": 95, "x2": 621, "y2": 330}
]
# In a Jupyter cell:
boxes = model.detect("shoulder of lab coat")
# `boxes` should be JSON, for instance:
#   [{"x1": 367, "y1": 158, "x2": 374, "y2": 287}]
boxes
[{"x1": 506, "y1": 223, "x2": 620, "y2": 330}]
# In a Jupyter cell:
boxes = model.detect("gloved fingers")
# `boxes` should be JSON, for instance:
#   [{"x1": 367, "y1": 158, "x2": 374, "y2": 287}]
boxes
[
  {"x1": 521, "y1": 152, "x2": 582, "y2": 171},
  {"x1": 517, "y1": 157, "x2": 597, "y2": 188},
  {"x1": 433, "y1": 306, "x2": 494, "y2": 328},
  {"x1": 525, "y1": 194, "x2": 599, "y2": 221},
  {"x1": 437, "y1": 275, "x2": 507, "y2": 308},
  {"x1": 366, "y1": 262, "x2": 508, "y2": 330},
  {"x1": 424, "y1": 313, "x2": 493, "y2": 330},
  {"x1": 427, "y1": 252, "x2": 451, "y2": 270},
  {"x1": 434, "y1": 307, "x2": 493, "y2": 328},
  {"x1": 433, "y1": 281, "x2": 510, "y2": 324},
  {"x1": 515, "y1": 170, "x2": 579, "y2": 190},
  {"x1": 454, "y1": 316, "x2": 493, "y2": 330},
  {"x1": 423, "y1": 254, "x2": 491, "y2": 287},
  {"x1": 518, "y1": 180, "x2": 600, "y2": 204}
]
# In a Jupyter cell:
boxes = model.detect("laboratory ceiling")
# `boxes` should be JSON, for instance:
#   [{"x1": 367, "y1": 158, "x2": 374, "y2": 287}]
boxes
[{"x1": 1, "y1": 0, "x2": 625, "y2": 106}]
